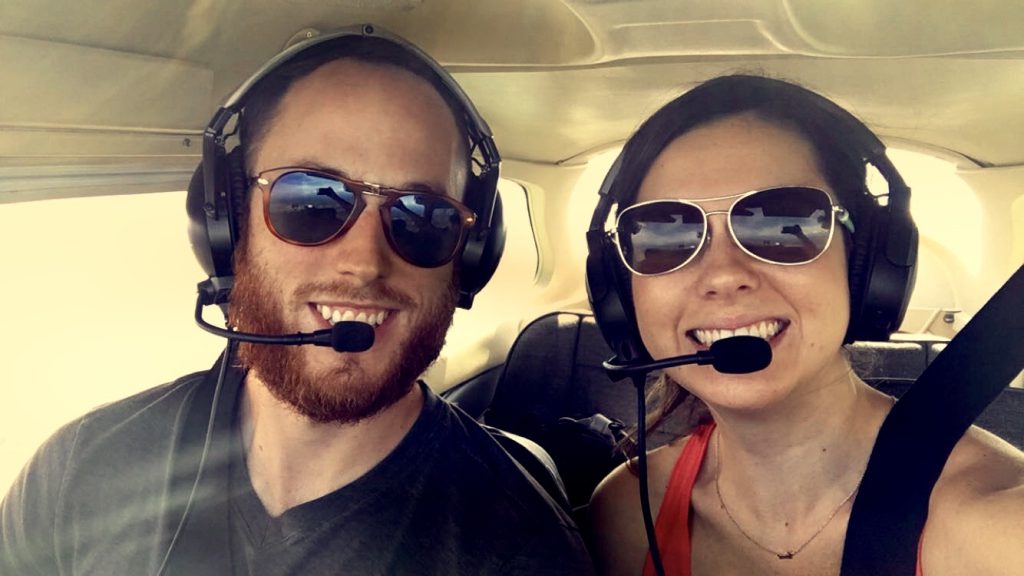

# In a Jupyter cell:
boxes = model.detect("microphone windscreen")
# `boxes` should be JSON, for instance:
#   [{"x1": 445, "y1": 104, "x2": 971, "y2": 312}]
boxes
[
  {"x1": 330, "y1": 321, "x2": 375, "y2": 352},
  {"x1": 709, "y1": 336, "x2": 772, "y2": 374}
]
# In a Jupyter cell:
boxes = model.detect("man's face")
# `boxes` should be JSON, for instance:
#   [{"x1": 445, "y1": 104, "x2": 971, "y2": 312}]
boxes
[{"x1": 230, "y1": 58, "x2": 467, "y2": 423}]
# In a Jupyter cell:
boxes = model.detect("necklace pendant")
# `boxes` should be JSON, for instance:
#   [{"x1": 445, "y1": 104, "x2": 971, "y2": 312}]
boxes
[{"x1": 777, "y1": 551, "x2": 795, "y2": 560}]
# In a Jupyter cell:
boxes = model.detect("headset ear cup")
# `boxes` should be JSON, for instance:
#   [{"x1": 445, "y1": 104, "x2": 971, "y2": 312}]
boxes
[
  {"x1": 585, "y1": 152, "x2": 651, "y2": 363},
  {"x1": 197, "y1": 147, "x2": 245, "y2": 280},
  {"x1": 585, "y1": 231, "x2": 651, "y2": 362},
  {"x1": 844, "y1": 178, "x2": 919, "y2": 343},
  {"x1": 226, "y1": 148, "x2": 248, "y2": 247},
  {"x1": 845, "y1": 214, "x2": 875, "y2": 343},
  {"x1": 186, "y1": 162, "x2": 217, "y2": 277},
  {"x1": 457, "y1": 178, "x2": 505, "y2": 309},
  {"x1": 853, "y1": 205, "x2": 919, "y2": 342}
]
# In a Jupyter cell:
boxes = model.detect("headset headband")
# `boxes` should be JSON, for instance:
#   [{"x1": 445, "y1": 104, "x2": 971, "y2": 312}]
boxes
[
  {"x1": 189, "y1": 24, "x2": 505, "y2": 310},
  {"x1": 202, "y1": 24, "x2": 500, "y2": 233}
]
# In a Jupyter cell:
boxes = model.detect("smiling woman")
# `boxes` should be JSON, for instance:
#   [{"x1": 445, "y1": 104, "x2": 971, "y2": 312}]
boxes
[{"x1": 585, "y1": 73, "x2": 1024, "y2": 576}]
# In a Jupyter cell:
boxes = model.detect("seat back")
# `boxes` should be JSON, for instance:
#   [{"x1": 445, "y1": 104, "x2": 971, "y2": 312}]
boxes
[
  {"x1": 485, "y1": 312, "x2": 690, "y2": 443},
  {"x1": 483, "y1": 312, "x2": 686, "y2": 507}
]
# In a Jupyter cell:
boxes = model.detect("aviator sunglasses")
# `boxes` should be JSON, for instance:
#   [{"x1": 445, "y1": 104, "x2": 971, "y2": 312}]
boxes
[
  {"x1": 612, "y1": 186, "x2": 855, "y2": 276},
  {"x1": 253, "y1": 167, "x2": 477, "y2": 268}
]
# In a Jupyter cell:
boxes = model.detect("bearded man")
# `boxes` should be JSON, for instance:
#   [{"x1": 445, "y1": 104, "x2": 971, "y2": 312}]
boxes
[{"x1": 1, "y1": 27, "x2": 593, "y2": 576}]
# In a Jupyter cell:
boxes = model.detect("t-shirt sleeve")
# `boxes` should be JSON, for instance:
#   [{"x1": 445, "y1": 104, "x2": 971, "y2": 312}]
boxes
[{"x1": 0, "y1": 418, "x2": 83, "y2": 575}]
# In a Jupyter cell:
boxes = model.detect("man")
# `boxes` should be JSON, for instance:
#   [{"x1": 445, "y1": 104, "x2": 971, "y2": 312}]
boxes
[{"x1": 0, "y1": 27, "x2": 593, "y2": 575}]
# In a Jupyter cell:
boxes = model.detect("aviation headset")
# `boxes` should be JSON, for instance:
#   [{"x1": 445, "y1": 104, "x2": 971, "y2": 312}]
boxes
[
  {"x1": 186, "y1": 24, "x2": 504, "y2": 310},
  {"x1": 586, "y1": 75, "x2": 918, "y2": 364}
]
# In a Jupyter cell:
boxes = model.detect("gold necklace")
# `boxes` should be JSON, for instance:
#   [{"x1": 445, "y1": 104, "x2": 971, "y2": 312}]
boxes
[{"x1": 713, "y1": 431, "x2": 861, "y2": 560}]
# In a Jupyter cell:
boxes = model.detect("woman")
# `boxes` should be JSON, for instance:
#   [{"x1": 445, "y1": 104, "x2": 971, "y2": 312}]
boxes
[{"x1": 587, "y1": 75, "x2": 1024, "y2": 576}]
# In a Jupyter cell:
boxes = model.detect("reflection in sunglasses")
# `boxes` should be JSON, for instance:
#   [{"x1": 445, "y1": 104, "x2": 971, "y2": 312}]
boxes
[
  {"x1": 614, "y1": 186, "x2": 848, "y2": 275},
  {"x1": 255, "y1": 167, "x2": 477, "y2": 268}
]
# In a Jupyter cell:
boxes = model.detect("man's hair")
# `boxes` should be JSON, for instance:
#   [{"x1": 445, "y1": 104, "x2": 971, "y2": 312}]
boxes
[{"x1": 234, "y1": 35, "x2": 472, "y2": 235}]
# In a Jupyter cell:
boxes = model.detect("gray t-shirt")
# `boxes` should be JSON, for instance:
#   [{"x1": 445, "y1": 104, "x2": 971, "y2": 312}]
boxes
[{"x1": 1, "y1": 360, "x2": 594, "y2": 575}]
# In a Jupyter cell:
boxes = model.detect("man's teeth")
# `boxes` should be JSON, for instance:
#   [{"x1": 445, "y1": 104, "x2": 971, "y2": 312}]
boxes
[
  {"x1": 693, "y1": 320, "x2": 783, "y2": 347},
  {"x1": 315, "y1": 304, "x2": 388, "y2": 327}
]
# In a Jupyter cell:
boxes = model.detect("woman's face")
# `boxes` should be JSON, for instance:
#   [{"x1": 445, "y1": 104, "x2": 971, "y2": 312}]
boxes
[{"x1": 629, "y1": 112, "x2": 851, "y2": 412}]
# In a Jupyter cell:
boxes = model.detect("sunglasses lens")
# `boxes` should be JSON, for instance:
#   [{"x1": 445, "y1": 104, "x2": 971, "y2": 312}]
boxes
[
  {"x1": 731, "y1": 187, "x2": 834, "y2": 264},
  {"x1": 388, "y1": 194, "x2": 469, "y2": 267},
  {"x1": 267, "y1": 171, "x2": 355, "y2": 244},
  {"x1": 264, "y1": 170, "x2": 471, "y2": 267},
  {"x1": 618, "y1": 202, "x2": 705, "y2": 275}
]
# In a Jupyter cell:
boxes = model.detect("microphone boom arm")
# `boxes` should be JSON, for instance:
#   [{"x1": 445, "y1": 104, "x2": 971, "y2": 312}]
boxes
[{"x1": 193, "y1": 289, "x2": 374, "y2": 353}]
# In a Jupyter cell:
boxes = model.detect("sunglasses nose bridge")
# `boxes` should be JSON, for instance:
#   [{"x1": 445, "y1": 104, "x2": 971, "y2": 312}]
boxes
[
  {"x1": 359, "y1": 188, "x2": 389, "y2": 208},
  {"x1": 696, "y1": 209, "x2": 758, "y2": 268},
  {"x1": 357, "y1": 189, "x2": 404, "y2": 238},
  {"x1": 703, "y1": 209, "x2": 729, "y2": 239},
  {"x1": 350, "y1": 179, "x2": 386, "y2": 202}
]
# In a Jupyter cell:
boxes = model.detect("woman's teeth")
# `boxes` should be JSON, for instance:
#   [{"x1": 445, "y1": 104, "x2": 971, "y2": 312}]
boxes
[
  {"x1": 315, "y1": 304, "x2": 388, "y2": 327},
  {"x1": 692, "y1": 320, "x2": 784, "y2": 347}
]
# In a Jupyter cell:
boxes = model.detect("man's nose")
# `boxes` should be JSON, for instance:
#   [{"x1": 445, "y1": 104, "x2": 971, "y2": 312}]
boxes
[{"x1": 322, "y1": 198, "x2": 394, "y2": 283}]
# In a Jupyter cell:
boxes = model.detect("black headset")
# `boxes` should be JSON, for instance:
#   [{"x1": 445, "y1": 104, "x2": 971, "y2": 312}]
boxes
[
  {"x1": 586, "y1": 77, "x2": 918, "y2": 364},
  {"x1": 186, "y1": 24, "x2": 505, "y2": 310}
]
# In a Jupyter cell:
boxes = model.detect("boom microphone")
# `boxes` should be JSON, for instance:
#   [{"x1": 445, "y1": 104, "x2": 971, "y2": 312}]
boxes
[
  {"x1": 606, "y1": 335, "x2": 772, "y2": 576},
  {"x1": 194, "y1": 293, "x2": 375, "y2": 353},
  {"x1": 603, "y1": 335, "x2": 772, "y2": 379}
]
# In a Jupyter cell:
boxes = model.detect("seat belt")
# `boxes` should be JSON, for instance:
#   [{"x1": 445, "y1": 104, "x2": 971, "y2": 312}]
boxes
[{"x1": 841, "y1": 264, "x2": 1024, "y2": 575}]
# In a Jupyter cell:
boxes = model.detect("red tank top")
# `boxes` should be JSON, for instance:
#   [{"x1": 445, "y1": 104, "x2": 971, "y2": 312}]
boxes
[{"x1": 642, "y1": 422, "x2": 924, "y2": 576}]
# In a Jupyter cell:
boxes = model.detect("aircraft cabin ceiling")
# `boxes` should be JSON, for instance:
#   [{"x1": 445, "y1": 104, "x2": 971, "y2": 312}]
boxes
[{"x1": 1, "y1": 0, "x2": 1023, "y2": 201}]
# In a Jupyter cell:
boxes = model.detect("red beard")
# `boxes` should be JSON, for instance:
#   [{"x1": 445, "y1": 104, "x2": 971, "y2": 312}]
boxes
[{"x1": 228, "y1": 236, "x2": 457, "y2": 424}]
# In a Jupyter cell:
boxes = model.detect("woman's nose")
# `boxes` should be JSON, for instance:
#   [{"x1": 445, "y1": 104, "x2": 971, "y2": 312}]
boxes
[{"x1": 690, "y1": 215, "x2": 761, "y2": 299}]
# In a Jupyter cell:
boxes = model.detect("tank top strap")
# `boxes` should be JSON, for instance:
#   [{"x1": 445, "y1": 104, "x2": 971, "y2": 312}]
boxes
[{"x1": 642, "y1": 421, "x2": 716, "y2": 576}]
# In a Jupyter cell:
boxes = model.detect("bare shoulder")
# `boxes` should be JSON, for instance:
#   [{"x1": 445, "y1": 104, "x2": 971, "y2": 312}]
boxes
[
  {"x1": 588, "y1": 438, "x2": 688, "y2": 576},
  {"x1": 921, "y1": 427, "x2": 1024, "y2": 576}
]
